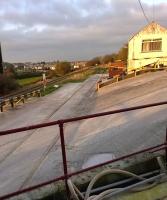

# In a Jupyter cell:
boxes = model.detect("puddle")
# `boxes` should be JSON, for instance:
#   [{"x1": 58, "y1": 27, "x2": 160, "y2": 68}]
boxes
[{"x1": 82, "y1": 153, "x2": 115, "y2": 169}]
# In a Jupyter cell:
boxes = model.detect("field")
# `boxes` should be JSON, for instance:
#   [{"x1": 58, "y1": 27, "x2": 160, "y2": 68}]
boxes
[
  {"x1": 42, "y1": 67, "x2": 108, "y2": 95},
  {"x1": 17, "y1": 76, "x2": 42, "y2": 86}
]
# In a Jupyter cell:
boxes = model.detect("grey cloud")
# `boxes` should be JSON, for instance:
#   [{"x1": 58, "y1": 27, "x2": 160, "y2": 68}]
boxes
[{"x1": 0, "y1": 0, "x2": 167, "y2": 62}]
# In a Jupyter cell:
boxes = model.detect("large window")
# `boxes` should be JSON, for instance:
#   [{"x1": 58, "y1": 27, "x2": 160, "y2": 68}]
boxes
[{"x1": 142, "y1": 39, "x2": 162, "y2": 52}]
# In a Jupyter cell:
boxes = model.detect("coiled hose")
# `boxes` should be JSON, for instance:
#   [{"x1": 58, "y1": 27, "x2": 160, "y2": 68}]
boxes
[{"x1": 67, "y1": 169, "x2": 159, "y2": 200}]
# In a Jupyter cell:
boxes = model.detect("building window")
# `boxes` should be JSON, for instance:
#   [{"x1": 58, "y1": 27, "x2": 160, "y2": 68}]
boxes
[{"x1": 142, "y1": 39, "x2": 162, "y2": 52}]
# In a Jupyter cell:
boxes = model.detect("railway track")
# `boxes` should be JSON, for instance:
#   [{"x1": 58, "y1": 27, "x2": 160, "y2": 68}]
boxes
[
  {"x1": 0, "y1": 76, "x2": 99, "y2": 190},
  {"x1": 1, "y1": 67, "x2": 93, "y2": 100},
  {"x1": 0, "y1": 67, "x2": 96, "y2": 112}
]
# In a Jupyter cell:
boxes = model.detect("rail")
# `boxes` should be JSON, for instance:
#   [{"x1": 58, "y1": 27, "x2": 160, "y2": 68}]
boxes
[
  {"x1": 1, "y1": 67, "x2": 93, "y2": 99},
  {"x1": 1, "y1": 66, "x2": 166, "y2": 111},
  {"x1": 0, "y1": 67, "x2": 95, "y2": 112},
  {"x1": 97, "y1": 66, "x2": 167, "y2": 89},
  {"x1": 0, "y1": 101, "x2": 167, "y2": 199}
]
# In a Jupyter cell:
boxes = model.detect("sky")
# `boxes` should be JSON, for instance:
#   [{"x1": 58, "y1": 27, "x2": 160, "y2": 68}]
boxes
[{"x1": 0, "y1": 0, "x2": 167, "y2": 63}]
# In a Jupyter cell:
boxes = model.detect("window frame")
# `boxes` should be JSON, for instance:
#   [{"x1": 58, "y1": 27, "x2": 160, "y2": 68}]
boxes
[{"x1": 141, "y1": 38, "x2": 162, "y2": 53}]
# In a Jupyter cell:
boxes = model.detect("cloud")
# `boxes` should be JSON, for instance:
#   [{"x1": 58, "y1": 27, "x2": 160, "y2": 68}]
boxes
[{"x1": 0, "y1": 0, "x2": 167, "y2": 62}]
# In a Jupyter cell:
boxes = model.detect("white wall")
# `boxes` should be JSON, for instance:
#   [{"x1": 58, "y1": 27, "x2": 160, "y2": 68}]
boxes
[{"x1": 128, "y1": 32, "x2": 167, "y2": 72}]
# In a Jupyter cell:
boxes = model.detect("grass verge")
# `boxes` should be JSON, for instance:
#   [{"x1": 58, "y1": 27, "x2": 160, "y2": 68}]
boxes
[
  {"x1": 42, "y1": 67, "x2": 108, "y2": 96},
  {"x1": 41, "y1": 85, "x2": 61, "y2": 96},
  {"x1": 17, "y1": 77, "x2": 42, "y2": 86}
]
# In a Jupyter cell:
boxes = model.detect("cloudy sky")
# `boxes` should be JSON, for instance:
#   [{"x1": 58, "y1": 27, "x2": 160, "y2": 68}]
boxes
[{"x1": 0, "y1": 0, "x2": 167, "y2": 62}]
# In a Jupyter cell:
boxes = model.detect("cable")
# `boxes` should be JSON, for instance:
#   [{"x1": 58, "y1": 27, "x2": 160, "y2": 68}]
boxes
[
  {"x1": 67, "y1": 180, "x2": 80, "y2": 200},
  {"x1": 67, "y1": 168, "x2": 160, "y2": 200},
  {"x1": 84, "y1": 169, "x2": 144, "y2": 200},
  {"x1": 153, "y1": 0, "x2": 155, "y2": 22},
  {"x1": 138, "y1": 0, "x2": 150, "y2": 24}
]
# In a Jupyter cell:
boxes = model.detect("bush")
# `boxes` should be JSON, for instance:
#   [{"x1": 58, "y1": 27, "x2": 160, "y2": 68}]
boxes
[
  {"x1": 55, "y1": 61, "x2": 71, "y2": 76},
  {"x1": 16, "y1": 72, "x2": 43, "y2": 79},
  {"x1": 0, "y1": 75, "x2": 20, "y2": 95},
  {"x1": 4, "y1": 62, "x2": 17, "y2": 78},
  {"x1": 86, "y1": 57, "x2": 101, "y2": 67},
  {"x1": 47, "y1": 70, "x2": 59, "y2": 78}
]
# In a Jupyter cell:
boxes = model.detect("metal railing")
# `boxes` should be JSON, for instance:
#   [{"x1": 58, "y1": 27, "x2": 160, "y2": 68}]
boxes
[
  {"x1": 98, "y1": 66, "x2": 167, "y2": 89},
  {"x1": 0, "y1": 67, "x2": 95, "y2": 112},
  {"x1": 1, "y1": 67, "x2": 93, "y2": 99},
  {"x1": 0, "y1": 101, "x2": 167, "y2": 199}
]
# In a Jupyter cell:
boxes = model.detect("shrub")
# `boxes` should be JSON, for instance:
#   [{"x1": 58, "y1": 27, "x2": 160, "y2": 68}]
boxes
[
  {"x1": 55, "y1": 61, "x2": 71, "y2": 76},
  {"x1": 0, "y1": 75, "x2": 19, "y2": 95},
  {"x1": 16, "y1": 72, "x2": 43, "y2": 79}
]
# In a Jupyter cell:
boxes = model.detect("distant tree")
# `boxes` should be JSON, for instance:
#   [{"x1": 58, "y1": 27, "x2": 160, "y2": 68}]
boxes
[
  {"x1": 55, "y1": 61, "x2": 71, "y2": 76},
  {"x1": 86, "y1": 57, "x2": 101, "y2": 67},
  {"x1": 117, "y1": 44, "x2": 128, "y2": 61},
  {"x1": 47, "y1": 69, "x2": 58, "y2": 78},
  {"x1": 3, "y1": 62, "x2": 16, "y2": 78},
  {"x1": 85, "y1": 43, "x2": 128, "y2": 67},
  {"x1": 102, "y1": 53, "x2": 117, "y2": 64},
  {"x1": 0, "y1": 74, "x2": 19, "y2": 95}
]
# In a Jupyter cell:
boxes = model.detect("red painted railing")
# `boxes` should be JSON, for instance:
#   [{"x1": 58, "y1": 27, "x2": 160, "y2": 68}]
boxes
[{"x1": 0, "y1": 101, "x2": 167, "y2": 200}]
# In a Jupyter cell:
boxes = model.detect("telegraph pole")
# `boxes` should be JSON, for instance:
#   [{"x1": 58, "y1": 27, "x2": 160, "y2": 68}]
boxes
[{"x1": 0, "y1": 43, "x2": 3, "y2": 74}]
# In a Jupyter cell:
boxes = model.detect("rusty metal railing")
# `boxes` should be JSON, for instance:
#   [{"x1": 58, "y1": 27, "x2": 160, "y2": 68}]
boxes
[{"x1": 0, "y1": 101, "x2": 167, "y2": 199}]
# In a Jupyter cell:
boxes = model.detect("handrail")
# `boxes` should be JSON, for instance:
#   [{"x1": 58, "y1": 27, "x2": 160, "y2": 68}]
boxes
[
  {"x1": 0, "y1": 100, "x2": 167, "y2": 135},
  {"x1": 0, "y1": 100, "x2": 167, "y2": 199},
  {"x1": 0, "y1": 142, "x2": 166, "y2": 200}
]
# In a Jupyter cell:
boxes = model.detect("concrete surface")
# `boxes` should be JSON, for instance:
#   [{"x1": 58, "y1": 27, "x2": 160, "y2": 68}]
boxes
[{"x1": 0, "y1": 72, "x2": 167, "y2": 197}]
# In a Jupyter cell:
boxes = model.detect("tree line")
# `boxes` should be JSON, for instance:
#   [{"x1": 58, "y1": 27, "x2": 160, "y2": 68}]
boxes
[
  {"x1": 0, "y1": 43, "x2": 128, "y2": 94},
  {"x1": 86, "y1": 44, "x2": 128, "y2": 67},
  {"x1": 0, "y1": 63, "x2": 19, "y2": 95},
  {"x1": 49, "y1": 43, "x2": 128, "y2": 77}
]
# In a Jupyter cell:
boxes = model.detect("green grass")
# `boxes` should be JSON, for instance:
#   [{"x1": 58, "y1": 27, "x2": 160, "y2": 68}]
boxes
[
  {"x1": 42, "y1": 67, "x2": 108, "y2": 96},
  {"x1": 60, "y1": 69, "x2": 95, "y2": 84},
  {"x1": 93, "y1": 67, "x2": 108, "y2": 74},
  {"x1": 18, "y1": 67, "x2": 107, "y2": 96},
  {"x1": 41, "y1": 85, "x2": 61, "y2": 96},
  {"x1": 17, "y1": 77, "x2": 42, "y2": 86}
]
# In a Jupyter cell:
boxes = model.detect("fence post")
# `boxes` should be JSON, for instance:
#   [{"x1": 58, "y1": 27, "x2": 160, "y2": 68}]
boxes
[
  {"x1": 0, "y1": 101, "x2": 4, "y2": 112},
  {"x1": 0, "y1": 104, "x2": 3, "y2": 112},
  {"x1": 59, "y1": 121, "x2": 70, "y2": 199},
  {"x1": 96, "y1": 82, "x2": 100, "y2": 91},
  {"x1": 10, "y1": 98, "x2": 14, "y2": 108}
]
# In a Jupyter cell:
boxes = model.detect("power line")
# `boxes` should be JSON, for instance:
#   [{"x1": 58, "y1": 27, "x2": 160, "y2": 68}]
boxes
[
  {"x1": 0, "y1": 43, "x2": 3, "y2": 74},
  {"x1": 153, "y1": 0, "x2": 155, "y2": 22},
  {"x1": 138, "y1": 0, "x2": 150, "y2": 24}
]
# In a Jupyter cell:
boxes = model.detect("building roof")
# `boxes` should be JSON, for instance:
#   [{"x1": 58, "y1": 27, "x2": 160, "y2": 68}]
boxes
[{"x1": 129, "y1": 21, "x2": 167, "y2": 41}]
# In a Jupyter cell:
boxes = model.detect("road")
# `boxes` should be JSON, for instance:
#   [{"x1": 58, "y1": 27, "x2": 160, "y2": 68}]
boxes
[{"x1": 0, "y1": 72, "x2": 167, "y2": 198}]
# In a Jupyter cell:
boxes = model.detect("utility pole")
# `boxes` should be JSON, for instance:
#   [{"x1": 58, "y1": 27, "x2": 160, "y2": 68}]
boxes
[{"x1": 0, "y1": 43, "x2": 3, "y2": 74}]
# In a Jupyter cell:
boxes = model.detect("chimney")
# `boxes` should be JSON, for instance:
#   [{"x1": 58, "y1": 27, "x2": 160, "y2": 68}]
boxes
[{"x1": 0, "y1": 43, "x2": 3, "y2": 74}]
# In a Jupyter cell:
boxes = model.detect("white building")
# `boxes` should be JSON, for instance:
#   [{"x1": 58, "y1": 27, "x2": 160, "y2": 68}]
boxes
[{"x1": 128, "y1": 22, "x2": 167, "y2": 73}]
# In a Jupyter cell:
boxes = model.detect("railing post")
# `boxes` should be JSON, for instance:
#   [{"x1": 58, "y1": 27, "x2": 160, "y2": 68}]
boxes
[
  {"x1": 0, "y1": 102, "x2": 3, "y2": 112},
  {"x1": 166, "y1": 128, "x2": 167, "y2": 165},
  {"x1": 59, "y1": 121, "x2": 70, "y2": 199},
  {"x1": 10, "y1": 98, "x2": 14, "y2": 108},
  {"x1": 96, "y1": 82, "x2": 100, "y2": 91}
]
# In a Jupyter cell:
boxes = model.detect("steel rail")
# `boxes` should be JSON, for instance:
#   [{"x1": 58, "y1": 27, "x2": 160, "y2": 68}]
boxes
[
  {"x1": 1, "y1": 66, "x2": 166, "y2": 101},
  {"x1": 0, "y1": 101, "x2": 167, "y2": 199},
  {"x1": 1, "y1": 67, "x2": 92, "y2": 100},
  {"x1": 68, "y1": 143, "x2": 167, "y2": 178},
  {"x1": 0, "y1": 175, "x2": 65, "y2": 200},
  {"x1": 1, "y1": 100, "x2": 167, "y2": 135},
  {"x1": 0, "y1": 142, "x2": 165, "y2": 200},
  {"x1": 61, "y1": 100, "x2": 167, "y2": 123}
]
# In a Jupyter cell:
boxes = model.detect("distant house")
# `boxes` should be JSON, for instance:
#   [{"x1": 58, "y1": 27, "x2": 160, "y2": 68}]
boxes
[
  {"x1": 71, "y1": 61, "x2": 86, "y2": 70},
  {"x1": 128, "y1": 22, "x2": 167, "y2": 73}
]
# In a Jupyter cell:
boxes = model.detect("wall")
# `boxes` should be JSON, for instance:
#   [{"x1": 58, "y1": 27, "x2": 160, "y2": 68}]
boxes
[{"x1": 128, "y1": 31, "x2": 167, "y2": 73}]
